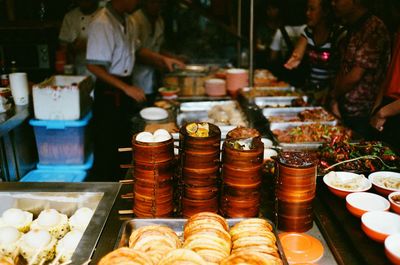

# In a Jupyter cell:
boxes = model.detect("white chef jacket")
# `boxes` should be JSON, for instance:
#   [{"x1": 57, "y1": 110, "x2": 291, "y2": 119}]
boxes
[
  {"x1": 59, "y1": 7, "x2": 99, "y2": 75},
  {"x1": 131, "y1": 9, "x2": 164, "y2": 94},
  {"x1": 270, "y1": 25, "x2": 307, "y2": 58},
  {"x1": 86, "y1": 2, "x2": 140, "y2": 77}
]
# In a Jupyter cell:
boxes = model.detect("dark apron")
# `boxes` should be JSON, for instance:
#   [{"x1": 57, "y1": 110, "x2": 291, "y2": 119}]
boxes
[{"x1": 91, "y1": 76, "x2": 140, "y2": 181}]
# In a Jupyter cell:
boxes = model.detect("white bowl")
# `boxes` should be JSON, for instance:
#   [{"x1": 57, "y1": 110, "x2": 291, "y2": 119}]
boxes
[
  {"x1": 261, "y1": 138, "x2": 274, "y2": 148},
  {"x1": 323, "y1": 171, "x2": 372, "y2": 198},
  {"x1": 368, "y1": 171, "x2": 400, "y2": 196},
  {"x1": 264, "y1": 148, "x2": 278, "y2": 160},
  {"x1": 346, "y1": 192, "x2": 390, "y2": 218},
  {"x1": 385, "y1": 234, "x2": 400, "y2": 264},
  {"x1": 361, "y1": 211, "x2": 400, "y2": 243}
]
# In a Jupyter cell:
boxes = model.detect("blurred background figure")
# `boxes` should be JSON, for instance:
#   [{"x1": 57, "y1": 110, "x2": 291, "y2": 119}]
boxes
[
  {"x1": 284, "y1": 0, "x2": 344, "y2": 106},
  {"x1": 255, "y1": 0, "x2": 282, "y2": 69},
  {"x1": 59, "y1": 0, "x2": 100, "y2": 76},
  {"x1": 131, "y1": 0, "x2": 185, "y2": 102},
  {"x1": 330, "y1": 0, "x2": 390, "y2": 138},
  {"x1": 370, "y1": 0, "x2": 400, "y2": 150},
  {"x1": 268, "y1": 0, "x2": 307, "y2": 86}
]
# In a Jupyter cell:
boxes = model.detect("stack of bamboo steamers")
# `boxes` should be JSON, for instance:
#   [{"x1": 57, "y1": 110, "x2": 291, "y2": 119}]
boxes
[
  {"x1": 179, "y1": 123, "x2": 221, "y2": 217},
  {"x1": 132, "y1": 131, "x2": 175, "y2": 217},
  {"x1": 221, "y1": 128, "x2": 264, "y2": 217}
]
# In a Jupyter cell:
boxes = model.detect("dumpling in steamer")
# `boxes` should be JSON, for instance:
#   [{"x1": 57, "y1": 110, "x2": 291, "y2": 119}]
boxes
[
  {"x1": 56, "y1": 230, "x2": 83, "y2": 263},
  {"x1": 0, "y1": 226, "x2": 22, "y2": 260},
  {"x1": 69, "y1": 207, "x2": 94, "y2": 232},
  {"x1": 19, "y1": 229, "x2": 57, "y2": 265},
  {"x1": 31, "y1": 209, "x2": 69, "y2": 239},
  {"x1": 0, "y1": 208, "x2": 33, "y2": 233}
]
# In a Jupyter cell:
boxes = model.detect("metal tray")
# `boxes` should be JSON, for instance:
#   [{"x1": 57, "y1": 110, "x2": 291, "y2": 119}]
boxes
[
  {"x1": 242, "y1": 86, "x2": 295, "y2": 92},
  {"x1": 179, "y1": 100, "x2": 237, "y2": 112},
  {"x1": 114, "y1": 218, "x2": 289, "y2": 265},
  {"x1": 0, "y1": 182, "x2": 121, "y2": 265},
  {"x1": 177, "y1": 100, "x2": 248, "y2": 139},
  {"x1": 264, "y1": 107, "x2": 338, "y2": 126},
  {"x1": 271, "y1": 123, "x2": 339, "y2": 151},
  {"x1": 254, "y1": 96, "x2": 308, "y2": 108}
]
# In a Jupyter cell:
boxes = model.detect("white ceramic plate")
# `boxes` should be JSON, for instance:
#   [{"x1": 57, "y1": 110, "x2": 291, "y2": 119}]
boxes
[{"x1": 140, "y1": 107, "x2": 168, "y2": 121}]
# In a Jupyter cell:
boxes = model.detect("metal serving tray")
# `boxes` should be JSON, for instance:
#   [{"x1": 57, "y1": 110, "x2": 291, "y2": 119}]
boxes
[
  {"x1": 114, "y1": 218, "x2": 289, "y2": 265},
  {"x1": 242, "y1": 86, "x2": 295, "y2": 92},
  {"x1": 263, "y1": 107, "x2": 338, "y2": 126},
  {"x1": 179, "y1": 100, "x2": 237, "y2": 112},
  {"x1": 271, "y1": 123, "x2": 329, "y2": 151},
  {"x1": 177, "y1": 100, "x2": 248, "y2": 139},
  {"x1": 0, "y1": 182, "x2": 121, "y2": 265},
  {"x1": 254, "y1": 96, "x2": 308, "y2": 108}
]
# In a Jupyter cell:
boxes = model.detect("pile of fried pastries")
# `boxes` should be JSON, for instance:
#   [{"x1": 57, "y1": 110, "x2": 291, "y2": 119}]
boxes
[{"x1": 98, "y1": 212, "x2": 283, "y2": 265}]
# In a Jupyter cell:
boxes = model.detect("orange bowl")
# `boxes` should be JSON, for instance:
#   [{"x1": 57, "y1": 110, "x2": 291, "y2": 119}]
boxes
[
  {"x1": 389, "y1": 191, "x2": 400, "y2": 214},
  {"x1": 346, "y1": 192, "x2": 390, "y2": 218},
  {"x1": 368, "y1": 171, "x2": 400, "y2": 196},
  {"x1": 361, "y1": 211, "x2": 400, "y2": 243},
  {"x1": 158, "y1": 87, "x2": 180, "y2": 97},
  {"x1": 385, "y1": 234, "x2": 400, "y2": 265},
  {"x1": 323, "y1": 171, "x2": 371, "y2": 199}
]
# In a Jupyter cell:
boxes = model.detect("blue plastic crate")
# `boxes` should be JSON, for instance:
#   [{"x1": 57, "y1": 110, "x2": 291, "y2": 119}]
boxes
[
  {"x1": 37, "y1": 153, "x2": 93, "y2": 171},
  {"x1": 29, "y1": 112, "x2": 92, "y2": 165},
  {"x1": 20, "y1": 169, "x2": 87, "y2": 182}
]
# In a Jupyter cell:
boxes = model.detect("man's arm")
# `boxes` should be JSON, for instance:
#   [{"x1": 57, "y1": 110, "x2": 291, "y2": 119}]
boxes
[
  {"x1": 137, "y1": 48, "x2": 185, "y2": 71},
  {"x1": 87, "y1": 64, "x2": 146, "y2": 102},
  {"x1": 284, "y1": 36, "x2": 307, "y2": 70},
  {"x1": 331, "y1": 66, "x2": 365, "y2": 98}
]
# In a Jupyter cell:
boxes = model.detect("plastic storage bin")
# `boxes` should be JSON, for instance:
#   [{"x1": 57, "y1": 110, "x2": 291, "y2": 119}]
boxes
[
  {"x1": 33, "y1": 75, "x2": 92, "y2": 120},
  {"x1": 37, "y1": 153, "x2": 93, "y2": 170},
  {"x1": 30, "y1": 112, "x2": 92, "y2": 165},
  {"x1": 20, "y1": 169, "x2": 87, "y2": 182}
]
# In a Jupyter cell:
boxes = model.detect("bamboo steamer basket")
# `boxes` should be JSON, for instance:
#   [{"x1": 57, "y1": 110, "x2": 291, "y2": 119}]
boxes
[
  {"x1": 184, "y1": 185, "x2": 219, "y2": 200},
  {"x1": 179, "y1": 123, "x2": 221, "y2": 152},
  {"x1": 182, "y1": 196, "x2": 218, "y2": 217},
  {"x1": 222, "y1": 139, "x2": 264, "y2": 167},
  {"x1": 182, "y1": 166, "x2": 219, "y2": 187},
  {"x1": 163, "y1": 73, "x2": 206, "y2": 96},
  {"x1": 181, "y1": 149, "x2": 220, "y2": 169},
  {"x1": 274, "y1": 151, "x2": 317, "y2": 232},
  {"x1": 132, "y1": 136, "x2": 174, "y2": 163}
]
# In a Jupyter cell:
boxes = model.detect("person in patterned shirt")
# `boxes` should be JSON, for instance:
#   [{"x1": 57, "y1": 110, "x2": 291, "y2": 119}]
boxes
[{"x1": 330, "y1": 0, "x2": 390, "y2": 138}]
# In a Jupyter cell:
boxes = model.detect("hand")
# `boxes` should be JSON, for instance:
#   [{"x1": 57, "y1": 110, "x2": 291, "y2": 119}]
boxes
[
  {"x1": 330, "y1": 100, "x2": 341, "y2": 119},
  {"x1": 162, "y1": 57, "x2": 185, "y2": 72},
  {"x1": 123, "y1": 85, "x2": 146, "y2": 102},
  {"x1": 73, "y1": 38, "x2": 87, "y2": 52},
  {"x1": 284, "y1": 53, "x2": 301, "y2": 70},
  {"x1": 370, "y1": 109, "x2": 386, "y2": 131}
]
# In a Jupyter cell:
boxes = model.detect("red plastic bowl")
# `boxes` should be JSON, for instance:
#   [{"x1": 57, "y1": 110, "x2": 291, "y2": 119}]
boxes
[
  {"x1": 323, "y1": 171, "x2": 371, "y2": 199},
  {"x1": 346, "y1": 192, "x2": 390, "y2": 218},
  {"x1": 389, "y1": 191, "x2": 400, "y2": 214},
  {"x1": 385, "y1": 234, "x2": 400, "y2": 265},
  {"x1": 368, "y1": 171, "x2": 400, "y2": 196},
  {"x1": 361, "y1": 211, "x2": 400, "y2": 243}
]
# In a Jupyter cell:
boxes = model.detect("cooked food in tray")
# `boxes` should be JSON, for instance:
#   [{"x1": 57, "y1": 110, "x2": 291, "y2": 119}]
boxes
[
  {"x1": 267, "y1": 108, "x2": 336, "y2": 123},
  {"x1": 244, "y1": 89, "x2": 301, "y2": 98},
  {"x1": 177, "y1": 101, "x2": 247, "y2": 129},
  {"x1": 273, "y1": 124, "x2": 351, "y2": 143},
  {"x1": 207, "y1": 103, "x2": 246, "y2": 127},
  {"x1": 101, "y1": 212, "x2": 285, "y2": 265},
  {"x1": 319, "y1": 140, "x2": 400, "y2": 173},
  {"x1": 0, "y1": 207, "x2": 94, "y2": 265}
]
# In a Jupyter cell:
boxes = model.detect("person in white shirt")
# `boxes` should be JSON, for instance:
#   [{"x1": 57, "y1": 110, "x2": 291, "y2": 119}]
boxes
[
  {"x1": 86, "y1": 0, "x2": 183, "y2": 181},
  {"x1": 269, "y1": 25, "x2": 307, "y2": 63},
  {"x1": 59, "y1": 0, "x2": 100, "y2": 75},
  {"x1": 131, "y1": 0, "x2": 165, "y2": 96}
]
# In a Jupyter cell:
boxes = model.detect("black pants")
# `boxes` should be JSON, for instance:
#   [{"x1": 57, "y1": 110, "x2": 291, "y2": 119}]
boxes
[{"x1": 89, "y1": 77, "x2": 140, "y2": 181}]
